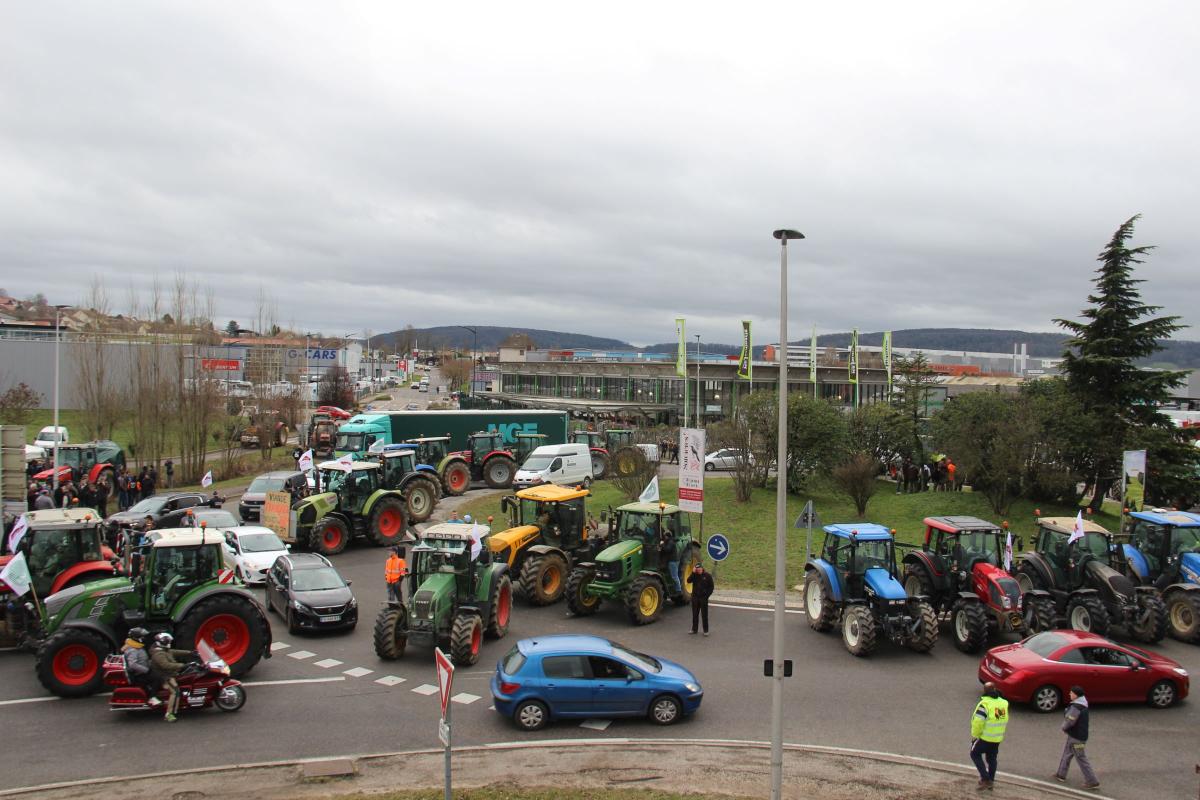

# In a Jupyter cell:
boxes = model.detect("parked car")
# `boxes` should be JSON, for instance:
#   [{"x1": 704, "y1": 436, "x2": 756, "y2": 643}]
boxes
[
  {"x1": 315, "y1": 406, "x2": 351, "y2": 421},
  {"x1": 490, "y1": 634, "x2": 703, "y2": 731},
  {"x1": 513, "y1": 444, "x2": 593, "y2": 489},
  {"x1": 405, "y1": 402, "x2": 420, "y2": 411},
  {"x1": 704, "y1": 449, "x2": 753, "y2": 471},
  {"x1": 104, "y1": 492, "x2": 210, "y2": 537},
  {"x1": 265, "y1": 553, "x2": 357, "y2": 633},
  {"x1": 239, "y1": 471, "x2": 307, "y2": 522},
  {"x1": 34, "y1": 426, "x2": 69, "y2": 449},
  {"x1": 156, "y1": 504, "x2": 231, "y2": 529},
  {"x1": 978, "y1": 630, "x2": 1189, "y2": 712},
  {"x1": 410, "y1": 382, "x2": 421, "y2": 390},
  {"x1": 221, "y1": 527, "x2": 290, "y2": 584}
]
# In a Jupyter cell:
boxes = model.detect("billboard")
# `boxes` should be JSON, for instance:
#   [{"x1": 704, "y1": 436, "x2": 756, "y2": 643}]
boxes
[
  {"x1": 201, "y1": 358, "x2": 241, "y2": 371},
  {"x1": 1121, "y1": 450, "x2": 1147, "y2": 513},
  {"x1": 678, "y1": 427, "x2": 706, "y2": 513}
]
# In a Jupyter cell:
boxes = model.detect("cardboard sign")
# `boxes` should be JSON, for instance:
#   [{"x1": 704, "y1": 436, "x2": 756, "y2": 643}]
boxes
[{"x1": 263, "y1": 491, "x2": 292, "y2": 540}]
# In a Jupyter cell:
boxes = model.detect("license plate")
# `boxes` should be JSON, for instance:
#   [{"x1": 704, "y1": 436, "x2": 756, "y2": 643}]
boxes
[{"x1": 319, "y1": 615, "x2": 341, "y2": 623}]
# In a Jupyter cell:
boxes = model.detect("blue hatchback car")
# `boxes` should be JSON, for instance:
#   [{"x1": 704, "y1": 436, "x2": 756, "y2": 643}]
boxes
[{"x1": 491, "y1": 634, "x2": 703, "y2": 731}]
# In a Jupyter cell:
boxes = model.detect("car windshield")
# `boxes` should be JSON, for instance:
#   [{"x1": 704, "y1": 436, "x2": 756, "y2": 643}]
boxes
[
  {"x1": 247, "y1": 476, "x2": 286, "y2": 493},
  {"x1": 335, "y1": 432, "x2": 365, "y2": 453},
  {"x1": 1025, "y1": 631, "x2": 1070, "y2": 657},
  {"x1": 610, "y1": 642, "x2": 661, "y2": 673},
  {"x1": 855, "y1": 539, "x2": 893, "y2": 571},
  {"x1": 193, "y1": 509, "x2": 238, "y2": 527},
  {"x1": 522, "y1": 455, "x2": 554, "y2": 471},
  {"x1": 1172, "y1": 527, "x2": 1200, "y2": 554},
  {"x1": 38, "y1": 429, "x2": 66, "y2": 442},
  {"x1": 129, "y1": 496, "x2": 168, "y2": 514},
  {"x1": 238, "y1": 532, "x2": 285, "y2": 553},
  {"x1": 293, "y1": 567, "x2": 345, "y2": 591}
]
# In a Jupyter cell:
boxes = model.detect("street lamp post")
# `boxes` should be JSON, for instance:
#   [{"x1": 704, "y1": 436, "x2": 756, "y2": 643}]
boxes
[
  {"x1": 458, "y1": 326, "x2": 477, "y2": 399},
  {"x1": 694, "y1": 334, "x2": 702, "y2": 425},
  {"x1": 52, "y1": 306, "x2": 64, "y2": 495},
  {"x1": 769, "y1": 228, "x2": 804, "y2": 800}
]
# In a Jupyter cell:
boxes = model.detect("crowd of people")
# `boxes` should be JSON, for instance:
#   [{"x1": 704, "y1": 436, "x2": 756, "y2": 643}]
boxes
[
  {"x1": 24, "y1": 463, "x2": 168, "y2": 516},
  {"x1": 891, "y1": 455, "x2": 959, "y2": 494}
]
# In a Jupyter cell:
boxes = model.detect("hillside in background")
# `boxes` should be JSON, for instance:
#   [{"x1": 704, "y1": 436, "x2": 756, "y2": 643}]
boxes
[{"x1": 381, "y1": 325, "x2": 633, "y2": 352}]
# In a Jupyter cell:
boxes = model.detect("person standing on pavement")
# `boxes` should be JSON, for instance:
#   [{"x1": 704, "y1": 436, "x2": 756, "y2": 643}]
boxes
[
  {"x1": 95, "y1": 477, "x2": 110, "y2": 518},
  {"x1": 385, "y1": 546, "x2": 407, "y2": 603},
  {"x1": 686, "y1": 562, "x2": 714, "y2": 636},
  {"x1": 164, "y1": 459, "x2": 174, "y2": 489},
  {"x1": 969, "y1": 681, "x2": 1009, "y2": 791},
  {"x1": 1055, "y1": 685, "x2": 1099, "y2": 790}
]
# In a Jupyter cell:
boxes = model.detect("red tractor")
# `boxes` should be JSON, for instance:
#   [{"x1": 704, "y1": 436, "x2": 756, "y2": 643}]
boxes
[
  {"x1": 901, "y1": 515, "x2": 1056, "y2": 653},
  {"x1": 308, "y1": 412, "x2": 342, "y2": 459},
  {"x1": 32, "y1": 440, "x2": 125, "y2": 488},
  {"x1": 0, "y1": 508, "x2": 119, "y2": 649},
  {"x1": 567, "y1": 429, "x2": 635, "y2": 480}
]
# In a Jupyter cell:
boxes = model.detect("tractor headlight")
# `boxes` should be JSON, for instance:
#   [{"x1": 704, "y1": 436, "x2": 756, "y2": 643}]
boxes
[{"x1": 1001, "y1": 596, "x2": 1013, "y2": 610}]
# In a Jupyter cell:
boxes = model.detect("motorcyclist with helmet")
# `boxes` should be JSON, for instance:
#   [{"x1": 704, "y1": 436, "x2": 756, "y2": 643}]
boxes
[
  {"x1": 148, "y1": 632, "x2": 194, "y2": 722},
  {"x1": 120, "y1": 627, "x2": 161, "y2": 707}
]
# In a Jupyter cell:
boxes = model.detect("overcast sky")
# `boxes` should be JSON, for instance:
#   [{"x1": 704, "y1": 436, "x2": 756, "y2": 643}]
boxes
[{"x1": 2, "y1": 2, "x2": 1197, "y2": 347}]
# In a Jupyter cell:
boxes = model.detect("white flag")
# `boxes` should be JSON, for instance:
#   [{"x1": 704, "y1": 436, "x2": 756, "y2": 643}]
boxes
[
  {"x1": 7, "y1": 513, "x2": 29, "y2": 554},
  {"x1": 639, "y1": 476, "x2": 660, "y2": 503},
  {"x1": 297, "y1": 449, "x2": 314, "y2": 472},
  {"x1": 1068, "y1": 510, "x2": 1085, "y2": 544},
  {"x1": 469, "y1": 524, "x2": 485, "y2": 560},
  {"x1": 0, "y1": 551, "x2": 33, "y2": 597},
  {"x1": 1003, "y1": 531, "x2": 1013, "y2": 572},
  {"x1": 201, "y1": 470, "x2": 214, "y2": 488},
  {"x1": 335, "y1": 454, "x2": 355, "y2": 473}
]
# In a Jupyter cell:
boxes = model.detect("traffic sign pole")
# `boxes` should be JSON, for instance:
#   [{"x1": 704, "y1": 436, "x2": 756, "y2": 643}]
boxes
[
  {"x1": 435, "y1": 648, "x2": 455, "y2": 800},
  {"x1": 442, "y1": 698, "x2": 451, "y2": 800}
]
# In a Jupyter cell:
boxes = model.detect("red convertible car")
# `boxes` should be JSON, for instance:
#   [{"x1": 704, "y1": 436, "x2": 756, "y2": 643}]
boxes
[{"x1": 978, "y1": 630, "x2": 1188, "y2": 712}]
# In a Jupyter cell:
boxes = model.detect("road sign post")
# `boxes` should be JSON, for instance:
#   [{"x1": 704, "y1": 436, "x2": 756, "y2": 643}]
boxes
[
  {"x1": 435, "y1": 647, "x2": 455, "y2": 800},
  {"x1": 706, "y1": 534, "x2": 730, "y2": 562},
  {"x1": 794, "y1": 500, "x2": 820, "y2": 562}
]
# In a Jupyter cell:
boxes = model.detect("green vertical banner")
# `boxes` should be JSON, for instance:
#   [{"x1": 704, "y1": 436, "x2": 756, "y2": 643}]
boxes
[
  {"x1": 883, "y1": 330, "x2": 893, "y2": 395},
  {"x1": 737, "y1": 320, "x2": 752, "y2": 380},
  {"x1": 675, "y1": 318, "x2": 687, "y2": 377},
  {"x1": 848, "y1": 328, "x2": 859, "y2": 384},
  {"x1": 809, "y1": 326, "x2": 817, "y2": 397}
]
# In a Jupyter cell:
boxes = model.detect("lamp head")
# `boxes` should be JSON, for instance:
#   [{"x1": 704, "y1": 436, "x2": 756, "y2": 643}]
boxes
[{"x1": 772, "y1": 229, "x2": 805, "y2": 241}]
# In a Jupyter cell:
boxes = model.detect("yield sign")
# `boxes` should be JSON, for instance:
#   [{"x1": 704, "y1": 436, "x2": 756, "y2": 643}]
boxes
[{"x1": 435, "y1": 647, "x2": 455, "y2": 717}]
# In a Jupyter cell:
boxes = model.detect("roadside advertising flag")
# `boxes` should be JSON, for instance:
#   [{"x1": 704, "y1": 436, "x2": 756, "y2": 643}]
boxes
[
  {"x1": 883, "y1": 331, "x2": 893, "y2": 394},
  {"x1": 1121, "y1": 450, "x2": 1147, "y2": 513},
  {"x1": 639, "y1": 476, "x2": 660, "y2": 504},
  {"x1": 1068, "y1": 510, "x2": 1086, "y2": 544},
  {"x1": 677, "y1": 427, "x2": 706, "y2": 513},
  {"x1": 848, "y1": 328, "x2": 859, "y2": 384},
  {"x1": 335, "y1": 454, "x2": 355, "y2": 473},
  {"x1": 737, "y1": 320, "x2": 752, "y2": 380},
  {"x1": 1004, "y1": 531, "x2": 1013, "y2": 572},
  {"x1": 809, "y1": 326, "x2": 817, "y2": 384},
  {"x1": 201, "y1": 470, "x2": 213, "y2": 488},
  {"x1": 675, "y1": 318, "x2": 686, "y2": 377},
  {"x1": 7, "y1": 513, "x2": 29, "y2": 554},
  {"x1": 297, "y1": 449, "x2": 314, "y2": 472},
  {"x1": 0, "y1": 551, "x2": 32, "y2": 597}
]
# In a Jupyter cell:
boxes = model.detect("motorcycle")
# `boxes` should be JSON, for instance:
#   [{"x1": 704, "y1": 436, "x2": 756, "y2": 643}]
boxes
[{"x1": 104, "y1": 641, "x2": 247, "y2": 715}]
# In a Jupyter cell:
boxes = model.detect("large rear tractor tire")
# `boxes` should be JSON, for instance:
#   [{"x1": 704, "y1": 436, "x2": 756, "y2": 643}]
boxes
[
  {"x1": 1130, "y1": 593, "x2": 1168, "y2": 644},
  {"x1": 311, "y1": 516, "x2": 350, "y2": 556},
  {"x1": 908, "y1": 600, "x2": 939, "y2": 653},
  {"x1": 486, "y1": 574, "x2": 513, "y2": 639},
  {"x1": 1166, "y1": 591, "x2": 1200, "y2": 642},
  {"x1": 625, "y1": 575, "x2": 665, "y2": 625},
  {"x1": 901, "y1": 564, "x2": 934, "y2": 599},
  {"x1": 519, "y1": 553, "x2": 568, "y2": 606},
  {"x1": 36, "y1": 628, "x2": 110, "y2": 697},
  {"x1": 1015, "y1": 566, "x2": 1046, "y2": 594},
  {"x1": 950, "y1": 599, "x2": 988, "y2": 653},
  {"x1": 176, "y1": 595, "x2": 269, "y2": 678},
  {"x1": 450, "y1": 612, "x2": 484, "y2": 666},
  {"x1": 484, "y1": 456, "x2": 517, "y2": 489},
  {"x1": 403, "y1": 479, "x2": 437, "y2": 524},
  {"x1": 613, "y1": 447, "x2": 641, "y2": 477},
  {"x1": 676, "y1": 545, "x2": 700, "y2": 606},
  {"x1": 368, "y1": 496, "x2": 408, "y2": 546},
  {"x1": 1067, "y1": 595, "x2": 1110, "y2": 636},
  {"x1": 842, "y1": 605, "x2": 878, "y2": 657},
  {"x1": 591, "y1": 452, "x2": 608, "y2": 480},
  {"x1": 565, "y1": 567, "x2": 601, "y2": 616},
  {"x1": 373, "y1": 605, "x2": 408, "y2": 660},
  {"x1": 804, "y1": 571, "x2": 837, "y2": 632},
  {"x1": 275, "y1": 425, "x2": 289, "y2": 447},
  {"x1": 1022, "y1": 595, "x2": 1057, "y2": 633},
  {"x1": 442, "y1": 462, "x2": 471, "y2": 496}
]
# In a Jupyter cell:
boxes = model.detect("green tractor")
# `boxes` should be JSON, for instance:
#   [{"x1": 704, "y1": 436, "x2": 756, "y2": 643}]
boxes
[
  {"x1": 288, "y1": 460, "x2": 410, "y2": 556},
  {"x1": 373, "y1": 522, "x2": 512, "y2": 666},
  {"x1": 405, "y1": 431, "x2": 546, "y2": 495},
  {"x1": 565, "y1": 501, "x2": 702, "y2": 625},
  {"x1": 33, "y1": 528, "x2": 271, "y2": 697}
]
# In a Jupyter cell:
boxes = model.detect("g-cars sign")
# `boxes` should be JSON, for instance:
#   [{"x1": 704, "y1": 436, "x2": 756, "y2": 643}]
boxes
[{"x1": 287, "y1": 347, "x2": 340, "y2": 363}]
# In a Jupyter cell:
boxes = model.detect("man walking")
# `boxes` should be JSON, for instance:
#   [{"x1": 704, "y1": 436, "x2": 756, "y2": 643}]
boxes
[
  {"x1": 1055, "y1": 685, "x2": 1099, "y2": 790},
  {"x1": 686, "y1": 562, "x2": 714, "y2": 636},
  {"x1": 969, "y1": 681, "x2": 1009, "y2": 790}
]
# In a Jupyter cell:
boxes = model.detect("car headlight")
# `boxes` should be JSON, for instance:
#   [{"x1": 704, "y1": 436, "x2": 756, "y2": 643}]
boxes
[
  {"x1": 291, "y1": 599, "x2": 308, "y2": 612},
  {"x1": 684, "y1": 682, "x2": 701, "y2": 693},
  {"x1": 1174, "y1": 668, "x2": 1189, "y2": 677},
  {"x1": 348, "y1": 597, "x2": 358, "y2": 609}
]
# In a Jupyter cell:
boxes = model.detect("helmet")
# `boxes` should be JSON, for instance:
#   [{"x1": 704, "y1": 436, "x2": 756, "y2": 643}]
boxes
[
  {"x1": 153, "y1": 632, "x2": 174, "y2": 648},
  {"x1": 128, "y1": 627, "x2": 149, "y2": 643}
]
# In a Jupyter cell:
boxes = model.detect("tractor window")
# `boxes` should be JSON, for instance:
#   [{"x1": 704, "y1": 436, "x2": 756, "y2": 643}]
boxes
[
  {"x1": 149, "y1": 545, "x2": 221, "y2": 613},
  {"x1": 676, "y1": 513, "x2": 691, "y2": 537},
  {"x1": 1170, "y1": 527, "x2": 1200, "y2": 556},
  {"x1": 557, "y1": 498, "x2": 584, "y2": 539},
  {"x1": 27, "y1": 532, "x2": 86, "y2": 594},
  {"x1": 960, "y1": 530, "x2": 999, "y2": 566},
  {"x1": 830, "y1": 541, "x2": 851, "y2": 572},
  {"x1": 323, "y1": 469, "x2": 348, "y2": 493},
  {"x1": 617, "y1": 512, "x2": 659, "y2": 542},
  {"x1": 855, "y1": 540, "x2": 892, "y2": 573},
  {"x1": 1074, "y1": 532, "x2": 1111, "y2": 565},
  {"x1": 1039, "y1": 529, "x2": 1070, "y2": 569},
  {"x1": 520, "y1": 498, "x2": 541, "y2": 527}
]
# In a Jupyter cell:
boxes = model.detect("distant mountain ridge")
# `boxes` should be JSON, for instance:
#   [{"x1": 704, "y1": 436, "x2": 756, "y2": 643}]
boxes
[{"x1": 381, "y1": 325, "x2": 633, "y2": 352}]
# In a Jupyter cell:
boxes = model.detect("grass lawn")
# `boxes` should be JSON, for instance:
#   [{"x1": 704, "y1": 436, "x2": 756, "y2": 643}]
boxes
[{"x1": 461, "y1": 478, "x2": 1120, "y2": 591}]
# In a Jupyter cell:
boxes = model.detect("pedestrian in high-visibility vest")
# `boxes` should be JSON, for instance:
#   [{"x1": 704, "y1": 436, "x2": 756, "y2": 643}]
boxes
[
  {"x1": 385, "y1": 546, "x2": 407, "y2": 604},
  {"x1": 969, "y1": 681, "x2": 1009, "y2": 791}
]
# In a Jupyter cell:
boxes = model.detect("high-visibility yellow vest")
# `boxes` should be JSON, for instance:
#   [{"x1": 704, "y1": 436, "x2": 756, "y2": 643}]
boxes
[{"x1": 972, "y1": 696, "x2": 1010, "y2": 743}]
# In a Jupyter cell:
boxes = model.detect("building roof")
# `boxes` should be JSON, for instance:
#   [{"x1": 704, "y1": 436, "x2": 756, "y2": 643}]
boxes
[{"x1": 822, "y1": 523, "x2": 893, "y2": 541}]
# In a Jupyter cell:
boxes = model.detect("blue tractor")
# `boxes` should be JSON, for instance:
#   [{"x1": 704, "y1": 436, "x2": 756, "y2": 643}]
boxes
[
  {"x1": 803, "y1": 523, "x2": 938, "y2": 656},
  {"x1": 1122, "y1": 509, "x2": 1200, "y2": 643}
]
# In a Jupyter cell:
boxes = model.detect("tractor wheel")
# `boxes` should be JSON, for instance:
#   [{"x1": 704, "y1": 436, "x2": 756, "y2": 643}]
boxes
[
  {"x1": 676, "y1": 545, "x2": 700, "y2": 606},
  {"x1": 312, "y1": 517, "x2": 350, "y2": 555},
  {"x1": 216, "y1": 683, "x2": 247, "y2": 712},
  {"x1": 613, "y1": 447, "x2": 641, "y2": 477},
  {"x1": 442, "y1": 462, "x2": 471, "y2": 496},
  {"x1": 1067, "y1": 595, "x2": 1110, "y2": 635},
  {"x1": 1015, "y1": 565, "x2": 1046, "y2": 594},
  {"x1": 373, "y1": 605, "x2": 408, "y2": 660},
  {"x1": 484, "y1": 456, "x2": 517, "y2": 489},
  {"x1": 36, "y1": 628, "x2": 110, "y2": 697},
  {"x1": 804, "y1": 571, "x2": 837, "y2": 632},
  {"x1": 519, "y1": 553, "x2": 568, "y2": 606},
  {"x1": 901, "y1": 564, "x2": 934, "y2": 599},
  {"x1": 403, "y1": 479, "x2": 437, "y2": 523},
  {"x1": 1022, "y1": 595, "x2": 1057, "y2": 633},
  {"x1": 486, "y1": 574, "x2": 513, "y2": 639},
  {"x1": 1032, "y1": 684, "x2": 1062, "y2": 713},
  {"x1": 275, "y1": 425, "x2": 289, "y2": 447},
  {"x1": 1130, "y1": 593, "x2": 1168, "y2": 643},
  {"x1": 950, "y1": 599, "x2": 987, "y2": 653},
  {"x1": 565, "y1": 566, "x2": 600, "y2": 616},
  {"x1": 1165, "y1": 591, "x2": 1200, "y2": 642},
  {"x1": 368, "y1": 496, "x2": 408, "y2": 546},
  {"x1": 842, "y1": 605, "x2": 878, "y2": 657},
  {"x1": 625, "y1": 575, "x2": 665, "y2": 625},
  {"x1": 176, "y1": 595, "x2": 269, "y2": 677},
  {"x1": 1147, "y1": 679, "x2": 1179, "y2": 709},
  {"x1": 908, "y1": 600, "x2": 939, "y2": 653},
  {"x1": 450, "y1": 612, "x2": 484, "y2": 666},
  {"x1": 591, "y1": 452, "x2": 608, "y2": 480}
]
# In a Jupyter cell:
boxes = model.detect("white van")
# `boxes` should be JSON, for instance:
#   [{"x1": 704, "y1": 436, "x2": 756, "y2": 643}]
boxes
[
  {"x1": 34, "y1": 426, "x2": 69, "y2": 449},
  {"x1": 513, "y1": 444, "x2": 594, "y2": 489}
]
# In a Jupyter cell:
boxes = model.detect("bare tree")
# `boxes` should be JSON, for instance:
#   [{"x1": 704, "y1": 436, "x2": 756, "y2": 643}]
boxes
[
  {"x1": 72, "y1": 277, "x2": 124, "y2": 439},
  {"x1": 170, "y1": 275, "x2": 223, "y2": 483},
  {"x1": 832, "y1": 451, "x2": 880, "y2": 517}
]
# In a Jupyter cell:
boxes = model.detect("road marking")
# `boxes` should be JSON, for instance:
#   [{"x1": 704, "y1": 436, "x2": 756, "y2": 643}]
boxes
[
  {"x1": 0, "y1": 696, "x2": 59, "y2": 707},
  {"x1": 451, "y1": 692, "x2": 480, "y2": 705},
  {"x1": 287, "y1": 650, "x2": 316, "y2": 660},
  {"x1": 711, "y1": 601, "x2": 805, "y2": 615},
  {"x1": 313, "y1": 658, "x2": 343, "y2": 669},
  {"x1": 269, "y1": 642, "x2": 291, "y2": 651},
  {"x1": 343, "y1": 667, "x2": 373, "y2": 678},
  {"x1": 412, "y1": 683, "x2": 439, "y2": 696},
  {"x1": 375, "y1": 675, "x2": 406, "y2": 686},
  {"x1": 241, "y1": 677, "x2": 346, "y2": 687},
  {"x1": 579, "y1": 719, "x2": 611, "y2": 731}
]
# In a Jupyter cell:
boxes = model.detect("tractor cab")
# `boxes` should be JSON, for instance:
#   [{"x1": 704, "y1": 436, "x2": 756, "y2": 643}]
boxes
[
  {"x1": 569, "y1": 430, "x2": 603, "y2": 449},
  {"x1": 405, "y1": 435, "x2": 452, "y2": 466},
  {"x1": 603, "y1": 429, "x2": 635, "y2": 451},
  {"x1": 467, "y1": 431, "x2": 507, "y2": 462},
  {"x1": 11, "y1": 509, "x2": 115, "y2": 597},
  {"x1": 818, "y1": 524, "x2": 899, "y2": 599},
  {"x1": 491, "y1": 485, "x2": 595, "y2": 606},
  {"x1": 500, "y1": 484, "x2": 590, "y2": 548},
  {"x1": 923, "y1": 516, "x2": 1006, "y2": 572},
  {"x1": 1125, "y1": 510, "x2": 1200, "y2": 585},
  {"x1": 511, "y1": 432, "x2": 547, "y2": 462},
  {"x1": 141, "y1": 530, "x2": 229, "y2": 614},
  {"x1": 318, "y1": 461, "x2": 381, "y2": 514},
  {"x1": 1031, "y1": 517, "x2": 1117, "y2": 589},
  {"x1": 378, "y1": 446, "x2": 420, "y2": 487},
  {"x1": 608, "y1": 502, "x2": 692, "y2": 572}
]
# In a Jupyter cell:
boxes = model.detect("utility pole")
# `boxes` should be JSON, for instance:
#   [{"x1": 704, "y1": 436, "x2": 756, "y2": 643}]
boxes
[{"x1": 694, "y1": 333, "x2": 702, "y2": 425}]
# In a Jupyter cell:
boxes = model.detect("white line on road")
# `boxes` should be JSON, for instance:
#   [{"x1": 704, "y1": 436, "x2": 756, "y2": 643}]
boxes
[
  {"x1": 287, "y1": 650, "x2": 316, "y2": 660},
  {"x1": 451, "y1": 692, "x2": 480, "y2": 705},
  {"x1": 375, "y1": 676, "x2": 406, "y2": 686},
  {"x1": 711, "y1": 601, "x2": 805, "y2": 615},
  {"x1": 343, "y1": 667, "x2": 373, "y2": 678},
  {"x1": 241, "y1": 677, "x2": 346, "y2": 687},
  {"x1": 0, "y1": 696, "x2": 59, "y2": 707},
  {"x1": 269, "y1": 642, "x2": 291, "y2": 652},
  {"x1": 411, "y1": 684, "x2": 439, "y2": 696},
  {"x1": 313, "y1": 659, "x2": 343, "y2": 669},
  {"x1": 579, "y1": 719, "x2": 611, "y2": 731}
]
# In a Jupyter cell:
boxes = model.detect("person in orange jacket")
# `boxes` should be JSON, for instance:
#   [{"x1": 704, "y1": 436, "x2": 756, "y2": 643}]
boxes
[{"x1": 385, "y1": 546, "x2": 408, "y2": 604}]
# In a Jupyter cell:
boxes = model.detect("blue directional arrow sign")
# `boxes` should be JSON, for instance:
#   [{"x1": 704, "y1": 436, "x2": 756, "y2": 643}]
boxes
[{"x1": 706, "y1": 534, "x2": 731, "y2": 562}]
